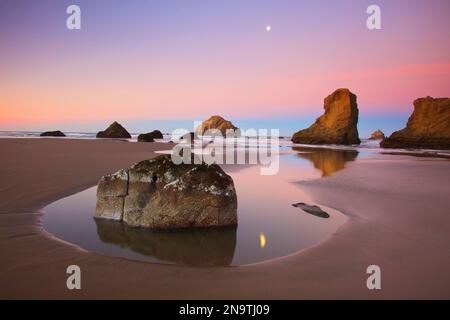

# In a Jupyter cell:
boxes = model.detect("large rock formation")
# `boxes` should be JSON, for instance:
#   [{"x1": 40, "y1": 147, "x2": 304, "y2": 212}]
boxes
[
  {"x1": 292, "y1": 88, "x2": 360, "y2": 145},
  {"x1": 96, "y1": 121, "x2": 131, "y2": 139},
  {"x1": 369, "y1": 129, "x2": 385, "y2": 140},
  {"x1": 40, "y1": 130, "x2": 66, "y2": 137},
  {"x1": 137, "y1": 130, "x2": 163, "y2": 142},
  {"x1": 196, "y1": 115, "x2": 239, "y2": 136},
  {"x1": 381, "y1": 97, "x2": 450, "y2": 149},
  {"x1": 95, "y1": 155, "x2": 238, "y2": 229}
]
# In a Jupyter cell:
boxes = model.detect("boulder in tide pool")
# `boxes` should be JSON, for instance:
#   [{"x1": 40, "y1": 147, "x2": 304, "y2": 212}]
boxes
[
  {"x1": 40, "y1": 130, "x2": 66, "y2": 137},
  {"x1": 96, "y1": 121, "x2": 131, "y2": 139},
  {"x1": 95, "y1": 155, "x2": 238, "y2": 229},
  {"x1": 137, "y1": 130, "x2": 164, "y2": 142},
  {"x1": 381, "y1": 97, "x2": 450, "y2": 150},
  {"x1": 292, "y1": 88, "x2": 360, "y2": 145}
]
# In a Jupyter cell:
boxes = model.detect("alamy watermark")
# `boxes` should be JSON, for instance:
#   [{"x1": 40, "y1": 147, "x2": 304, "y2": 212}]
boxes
[
  {"x1": 367, "y1": 5, "x2": 382, "y2": 30},
  {"x1": 66, "y1": 5, "x2": 81, "y2": 30},
  {"x1": 366, "y1": 265, "x2": 381, "y2": 290},
  {"x1": 66, "y1": 4, "x2": 381, "y2": 31},
  {"x1": 170, "y1": 123, "x2": 280, "y2": 176},
  {"x1": 66, "y1": 265, "x2": 81, "y2": 290}
]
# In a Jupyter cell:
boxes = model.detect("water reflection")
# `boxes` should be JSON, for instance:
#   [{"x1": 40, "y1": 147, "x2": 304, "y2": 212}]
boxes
[
  {"x1": 293, "y1": 146, "x2": 358, "y2": 177},
  {"x1": 43, "y1": 151, "x2": 349, "y2": 266},
  {"x1": 95, "y1": 218, "x2": 237, "y2": 267},
  {"x1": 259, "y1": 232, "x2": 267, "y2": 249}
]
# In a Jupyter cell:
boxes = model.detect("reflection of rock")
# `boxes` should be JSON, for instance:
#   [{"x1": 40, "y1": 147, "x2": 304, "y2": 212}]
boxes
[
  {"x1": 292, "y1": 203, "x2": 330, "y2": 219},
  {"x1": 292, "y1": 89, "x2": 360, "y2": 145},
  {"x1": 40, "y1": 130, "x2": 66, "y2": 137},
  {"x1": 95, "y1": 155, "x2": 238, "y2": 229},
  {"x1": 197, "y1": 115, "x2": 239, "y2": 136},
  {"x1": 293, "y1": 146, "x2": 358, "y2": 177},
  {"x1": 95, "y1": 219, "x2": 237, "y2": 266},
  {"x1": 96, "y1": 121, "x2": 132, "y2": 139},
  {"x1": 137, "y1": 130, "x2": 163, "y2": 142},
  {"x1": 381, "y1": 97, "x2": 450, "y2": 150},
  {"x1": 369, "y1": 129, "x2": 385, "y2": 140}
]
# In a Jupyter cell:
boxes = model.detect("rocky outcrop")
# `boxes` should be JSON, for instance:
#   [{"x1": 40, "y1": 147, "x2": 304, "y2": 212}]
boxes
[
  {"x1": 137, "y1": 130, "x2": 163, "y2": 142},
  {"x1": 381, "y1": 97, "x2": 450, "y2": 150},
  {"x1": 40, "y1": 130, "x2": 65, "y2": 137},
  {"x1": 95, "y1": 155, "x2": 238, "y2": 229},
  {"x1": 96, "y1": 121, "x2": 131, "y2": 139},
  {"x1": 369, "y1": 129, "x2": 385, "y2": 140},
  {"x1": 292, "y1": 89, "x2": 360, "y2": 145},
  {"x1": 196, "y1": 115, "x2": 239, "y2": 136}
]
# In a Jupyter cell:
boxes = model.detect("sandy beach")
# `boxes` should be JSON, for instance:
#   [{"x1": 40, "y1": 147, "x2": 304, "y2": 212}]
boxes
[{"x1": 0, "y1": 138, "x2": 449, "y2": 299}]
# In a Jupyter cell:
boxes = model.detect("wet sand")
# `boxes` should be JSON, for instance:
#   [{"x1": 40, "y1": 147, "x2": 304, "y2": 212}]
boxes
[{"x1": 1, "y1": 138, "x2": 449, "y2": 299}]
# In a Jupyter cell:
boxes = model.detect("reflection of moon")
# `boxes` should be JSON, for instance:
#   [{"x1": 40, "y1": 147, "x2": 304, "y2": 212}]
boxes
[
  {"x1": 266, "y1": 25, "x2": 271, "y2": 32},
  {"x1": 260, "y1": 232, "x2": 266, "y2": 248}
]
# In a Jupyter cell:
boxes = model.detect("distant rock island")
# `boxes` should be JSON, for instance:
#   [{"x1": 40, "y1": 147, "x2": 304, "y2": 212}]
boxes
[
  {"x1": 381, "y1": 97, "x2": 450, "y2": 150},
  {"x1": 197, "y1": 115, "x2": 239, "y2": 136},
  {"x1": 292, "y1": 88, "x2": 360, "y2": 145},
  {"x1": 96, "y1": 121, "x2": 131, "y2": 139},
  {"x1": 137, "y1": 130, "x2": 163, "y2": 142},
  {"x1": 95, "y1": 155, "x2": 238, "y2": 229},
  {"x1": 40, "y1": 130, "x2": 65, "y2": 137},
  {"x1": 369, "y1": 129, "x2": 385, "y2": 140}
]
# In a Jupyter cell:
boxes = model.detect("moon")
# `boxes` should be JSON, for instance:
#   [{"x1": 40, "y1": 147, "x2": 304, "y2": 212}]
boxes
[{"x1": 266, "y1": 25, "x2": 271, "y2": 32}]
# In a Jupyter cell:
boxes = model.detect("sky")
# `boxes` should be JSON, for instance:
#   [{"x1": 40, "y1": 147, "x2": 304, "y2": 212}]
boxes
[{"x1": 1, "y1": 0, "x2": 449, "y2": 136}]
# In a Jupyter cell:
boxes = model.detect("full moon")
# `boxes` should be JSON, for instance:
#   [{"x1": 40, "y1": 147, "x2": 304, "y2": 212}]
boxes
[{"x1": 266, "y1": 25, "x2": 271, "y2": 32}]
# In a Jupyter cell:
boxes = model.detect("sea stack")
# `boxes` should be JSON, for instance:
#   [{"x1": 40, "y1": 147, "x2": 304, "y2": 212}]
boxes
[
  {"x1": 95, "y1": 155, "x2": 238, "y2": 229},
  {"x1": 96, "y1": 121, "x2": 131, "y2": 139},
  {"x1": 292, "y1": 88, "x2": 360, "y2": 145},
  {"x1": 381, "y1": 97, "x2": 450, "y2": 150},
  {"x1": 40, "y1": 130, "x2": 66, "y2": 137},
  {"x1": 369, "y1": 129, "x2": 385, "y2": 140},
  {"x1": 197, "y1": 115, "x2": 239, "y2": 136},
  {"x1": 137, "y1": 130, "x2": 164, "y2": 142}
]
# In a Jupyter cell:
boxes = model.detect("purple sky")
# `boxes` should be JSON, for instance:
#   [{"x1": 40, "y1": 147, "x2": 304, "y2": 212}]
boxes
[{"x1": 1, "y1": 0, "x2": 449, "y2": 134}]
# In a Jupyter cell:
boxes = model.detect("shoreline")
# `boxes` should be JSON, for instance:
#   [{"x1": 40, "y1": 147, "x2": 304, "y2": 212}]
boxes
[{"x1": 1, "y1": 138, "x2": 449, "y2": 299}]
